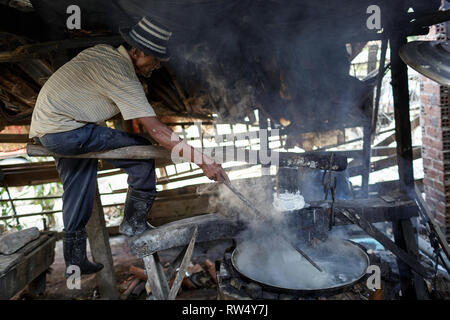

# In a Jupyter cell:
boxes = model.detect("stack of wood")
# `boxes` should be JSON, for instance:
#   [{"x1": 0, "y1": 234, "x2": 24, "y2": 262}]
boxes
[
  {"x1": 119, "y1": 259, "x2": 218, "y2": 300},
  {"x1": 0, "y1": 33, "x2": 217, "y2": 132}
]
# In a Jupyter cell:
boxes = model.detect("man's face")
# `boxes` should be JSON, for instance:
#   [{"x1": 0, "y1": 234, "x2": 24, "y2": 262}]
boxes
[{"x1": 130, "y1": 48, "x2": 162, "y2": 78}]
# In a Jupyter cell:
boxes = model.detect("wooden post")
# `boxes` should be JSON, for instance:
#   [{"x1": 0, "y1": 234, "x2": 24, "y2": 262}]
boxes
[
  {"x1": 390, "y1": 33, "x2": 414, "y2": 190},
  {"x1": 367, "y1": 44, "x2": 379, "y2": 74},
  {"x1": 389, "y1": 3, "x2": 425, "y2": 298},
  {"x1": 143, "y1": 253, "x2": 170, "y2": 300},
  {"x1": 361, "y1": 97, "x2": 373, "y2": 198},
  {"x1": 259, "y1": 111, "x2": 270, "y2": 176},
  {"x1": 86, "y1": 186, "x2": 119, "y2": 299}
]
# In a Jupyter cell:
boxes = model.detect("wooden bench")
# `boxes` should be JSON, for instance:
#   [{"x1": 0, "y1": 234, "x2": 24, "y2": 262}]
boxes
[{"x1": 0, "y1": 232, "x2": 57, "y2": 299}]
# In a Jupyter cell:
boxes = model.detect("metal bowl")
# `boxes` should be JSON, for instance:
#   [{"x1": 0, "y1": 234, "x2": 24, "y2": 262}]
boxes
[{"x1": 231, "y1": 239, "x2": 369, "y2": 296}]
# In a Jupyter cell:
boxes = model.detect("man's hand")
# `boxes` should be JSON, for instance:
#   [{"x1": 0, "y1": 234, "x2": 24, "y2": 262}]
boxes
[
  {"x1": 199, "y1": 162, "x2": 230, "y2": 183},
  {"x1": 137, "y1": 116, "x2": 231, "y2": 183}
]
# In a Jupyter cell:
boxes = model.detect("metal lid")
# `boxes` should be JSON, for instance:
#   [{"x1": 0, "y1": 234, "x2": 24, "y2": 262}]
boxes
[{"x1": 399, "y1": 40, "x2": 450, "y2": 86}]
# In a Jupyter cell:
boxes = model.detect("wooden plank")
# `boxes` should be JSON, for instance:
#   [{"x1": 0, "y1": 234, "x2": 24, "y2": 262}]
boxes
[
  {"x1": 361, "y1": 121, "x2": 371, "y2": 197},
  {"x1": 149, "y1": 193, "x2": 220, "y2": 227},
  {"x1": 370, "y1": 38, "x2": 388, "y2": 141},
  {"x1": 367, "y1": 178, "x2": 423, "y2": 195},
  {"x1": 371, "y1": 146, "x2": 420, "y2": 157},
  {"x1": 27, "y1": 144, "x2": 349, "y2": 171},
  {"x1": 312, "y1": 198, "x2": 418, "y2": 225},
  {"x1": 17, "y1": 59, "x2": 53, "y2": 86},
  {"x1": 414, "y1": 184, "x2": 450, "y2": 262},
  {"x1": 168, "y1": 226, "x2": 198, "y2": 300},
  {"x1": 399, "y1": 219, "x2": 429, "y2": 300},
  {"x1": 348, "y1": 147, "x2": 421, "y2": 177},
  {"x1": 0, "y1": 227, "x2": 40, "y2": 254},
  {"x1": 0, "y1": 235, "x2": 56, "y2": 299},
  {"x1": 26, "y1": 144, "x2": 175, "y2": 161},
  {"x1": 0, "y1": 134, "x2": 32, "y2": 143},
  {"x1": 86, "y1": 187, "x2": 119, "y2": 300},
  {"x1": 0, "y1": 36, "x2": 124, "y2": 63},
  {"x1": 130, "y1": 213, "x2": 244, "y2": 258},
  {"x1": 374, "y1": 117, "x2": 420, "y2": 147},
  {"x1": 143, "y1": 253, "x2": 170, "y2": 300},
  {"x1": 0, "y1": 253, "x2": 24, "y2": 276},
  {"x1": 340, "y1": 208, "x2": 434, "y2": 279}
]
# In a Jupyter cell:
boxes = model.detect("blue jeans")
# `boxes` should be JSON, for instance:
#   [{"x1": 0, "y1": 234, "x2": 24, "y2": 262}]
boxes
[{"x1": 34, "y1": 123, "x2": 156, "y2": 232}]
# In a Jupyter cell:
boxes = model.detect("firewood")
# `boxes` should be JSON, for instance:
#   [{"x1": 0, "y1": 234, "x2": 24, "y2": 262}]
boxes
[
  {"x1": 187, "y1": 263, "x2": 204, "y2": 275},
  {"x1": 120, "y1": 278, "x2": 141, "y2": 300},
  {"x1": 131, "y1": 281, "x2": 147, "y2": 298},
  {"x1": 369, "y1": 289, "x2": 383, "y2": 300},
  {"x1": 129, "y1": 265, "x2": 147, "y2": 281},
  {"x1": 182, "y1": 277, "x2": 197, "y2": 289},
  {"x1": 205, "y1": 259, "x2": 217, "y2": 284}
]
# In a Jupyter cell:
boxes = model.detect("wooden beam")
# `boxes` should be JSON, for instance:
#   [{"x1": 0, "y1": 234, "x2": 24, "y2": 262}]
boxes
[
  {"x1": 361, "y1": 120, "x2": 371, "y2": 198},
  {"x1": 311, "y1": 197, "x2": 419, "y2": 224},
  {"x1": 374, "y1": 116, "x2": 420, "y2": 147},
  {"x1": 27, "y1": 144, "x2": 348, "y2": 171},
  {"x1": 414, "y1": 184, "x2": 450, "y2": 262},
  {"x1": 0, "y1": 134, "x2": 32, "y2": 143},
  {"x1": 388, "y1": 3, "x2": 421, "y2": 298},
  {"x1": 0, "y1": 36, "x2": 124, "y2": 63},
  {"x1": 130, "y1": 213, "x2": 244, "y2": 258},
  {"x1": 340, "y1": 208, "x2": 434, "y2": 279},
  {"x1": 86, "y1": 187, "x2": 119, "y2": 300},
  {"x1": 26, "y1": 143, "x2": 174, "y2": 161},
  {"x1": 371, "y1": 38, "x2": 388, "y2": 141},
  {"x1": 391, "y1": 33, "x2": 415, "y2": 189},
  {"x1": 348, "y1": 147, "x2": 421, "y2": 177}
]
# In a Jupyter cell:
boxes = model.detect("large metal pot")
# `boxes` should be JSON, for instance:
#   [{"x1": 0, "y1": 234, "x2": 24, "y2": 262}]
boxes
[{"x1": 231, "y1": 237, "x2": 369, "y2": 296}]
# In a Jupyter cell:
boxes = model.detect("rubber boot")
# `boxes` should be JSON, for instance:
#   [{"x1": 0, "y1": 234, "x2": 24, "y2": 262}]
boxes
[
  {"x1": 119, "y1": 187, "x2": 157, "y2": 237},
  {"x1": 63, "y1": 229, "x2": 104, "y2": 278}
]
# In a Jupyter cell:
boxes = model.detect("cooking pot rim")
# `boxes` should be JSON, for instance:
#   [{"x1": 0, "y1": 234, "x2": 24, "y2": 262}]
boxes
[{"x1": 230, "y1": 239, "x2": 370, "y2": 294}]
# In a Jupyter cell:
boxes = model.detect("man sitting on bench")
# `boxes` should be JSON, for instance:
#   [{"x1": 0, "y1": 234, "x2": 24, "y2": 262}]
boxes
[{"x1": 29, "y1": 17, "x2": 229, "y2": 277}]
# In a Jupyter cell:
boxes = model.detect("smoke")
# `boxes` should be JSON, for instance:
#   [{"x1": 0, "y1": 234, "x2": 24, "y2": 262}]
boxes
[
  {"x1": 207, "y1": 172, "x2": 366, "y2": 290},
  {"x1": 234, "y1": 231, "x2": 368, "y2": 290},
  {"x1": 112, "y1": 0, "x2": 378, "y2": 128}
]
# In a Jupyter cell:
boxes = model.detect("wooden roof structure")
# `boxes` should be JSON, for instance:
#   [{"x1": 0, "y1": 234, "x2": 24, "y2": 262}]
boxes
[{"x1": 0, "y1": 0, "x2": 443, "y2": 133}]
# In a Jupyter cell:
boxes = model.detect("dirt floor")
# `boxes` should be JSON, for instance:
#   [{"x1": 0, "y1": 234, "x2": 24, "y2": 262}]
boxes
[{"x1": 13, "y1": 235, "x2": 233, "y2": 300}]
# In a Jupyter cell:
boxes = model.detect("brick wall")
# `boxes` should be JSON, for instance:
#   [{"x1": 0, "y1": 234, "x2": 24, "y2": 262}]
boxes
[{"x1": 420, "y1": 18, "x2": 450, "y2": 241}]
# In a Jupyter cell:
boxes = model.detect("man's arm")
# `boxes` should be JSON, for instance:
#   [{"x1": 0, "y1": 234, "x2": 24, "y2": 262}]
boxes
[{"x1": 137, "y1": 116, "x2": 230, "y2": 183}]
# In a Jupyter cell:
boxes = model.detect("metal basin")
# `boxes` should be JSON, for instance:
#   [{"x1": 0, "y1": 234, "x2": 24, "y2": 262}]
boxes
[
  {"x1": 400, "y1": 40, "x2": 450, "y2": 86},
  {"x1": 231, "y1": 238, "x2": 369, "y2": 296}
]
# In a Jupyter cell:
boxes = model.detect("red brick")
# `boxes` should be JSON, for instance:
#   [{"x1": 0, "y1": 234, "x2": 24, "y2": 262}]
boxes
[
  {"x1": 433, "y1": 160, "x2": 445, "y2": 172},
  {"x1": 423, "y1": 83, "x2": 441, "y2": 95},
  {"x1": 423, "y1": 157, "x2": 432, "y2": 168},
  {"x1": 433, "y1": 180, "x2": 446, "y2": 193},
  {"x1": 425, "y1": 126, "x2": 438, "y2": 137},
  {"x1": 432, "y1": 139, "x2": 443, "y2": 150},
  {"x1": 430, "y1": 116, "x2": 441, "y2": 128},
  {"x1": 424, "y1": 147, "x2": 439, "y2": 160}
]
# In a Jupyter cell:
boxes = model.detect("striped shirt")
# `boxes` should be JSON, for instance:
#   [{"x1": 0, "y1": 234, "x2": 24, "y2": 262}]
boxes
[{"x1": 29, "y1": 44, "x2": 156, "y2": 138}]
